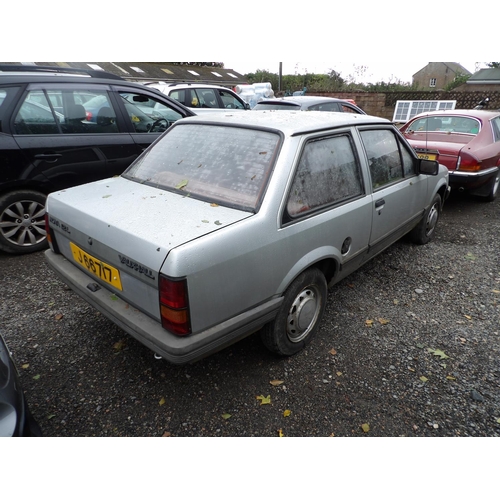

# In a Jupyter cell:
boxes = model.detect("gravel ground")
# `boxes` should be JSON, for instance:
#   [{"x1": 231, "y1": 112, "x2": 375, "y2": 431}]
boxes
[{"x1": 1, "y1": 192, "x2": 499, "y2": 437}]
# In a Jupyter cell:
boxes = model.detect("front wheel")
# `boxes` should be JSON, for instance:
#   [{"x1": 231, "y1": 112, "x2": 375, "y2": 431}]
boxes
[
  {"x1": 409, "y1": 193, "x2": 441, "y2": 245},
  {"x1": 261, "y1": 268, "x2": 327, "y2": 356},
  {"x1": 0, "y1": 190, "x2": 48, "y2": 254}
]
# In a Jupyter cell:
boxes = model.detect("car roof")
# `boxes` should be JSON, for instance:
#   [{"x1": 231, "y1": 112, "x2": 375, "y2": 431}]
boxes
[
  {"x1": 175, "y1": 109, "x2": 388, "y2": 135},
  {"x1": 258, "y1": 96, "x2": 349, "y2": 105},
  {"x1": 146, "y1": 82, "x2": 234, "y2": 91},
  {"x1": 409, "y1": 109, "x2": 500, "y2": 120}
]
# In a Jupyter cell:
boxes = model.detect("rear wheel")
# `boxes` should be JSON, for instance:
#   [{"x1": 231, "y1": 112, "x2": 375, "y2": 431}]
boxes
[
  {"x1": 409, "y1": 194, "x2": 441, "y2": 245},
  {"x1": 0, "y1": 190, "x2": 48, "y2": 254},
  {"x1": 261, "y1": 268, "x2": 327, "y2": 356},
  {"x1": 483, "y1": 171, "x2": 499, "y2": 202}
]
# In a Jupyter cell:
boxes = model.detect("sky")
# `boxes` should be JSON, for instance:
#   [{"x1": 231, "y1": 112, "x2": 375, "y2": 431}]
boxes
[{"x1": 222, "y1": 61, "x2": 482, "y2": 84}]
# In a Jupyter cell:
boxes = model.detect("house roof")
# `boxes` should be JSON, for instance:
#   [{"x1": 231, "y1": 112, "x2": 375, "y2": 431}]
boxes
[
  {"x1": 467, "y1": 67, "x2": 500, "y2": 84},
  {"x1": 413, "y1": 62, "x2": 472, "y2": 77},
  {"x1": 0, "y1": 62, "x2": 248, "y2": 86}
]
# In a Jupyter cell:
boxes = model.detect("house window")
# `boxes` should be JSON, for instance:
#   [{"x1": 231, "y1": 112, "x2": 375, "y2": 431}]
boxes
[{"x1": 429, "y1": 78, "x2": 437, "y2": 87}]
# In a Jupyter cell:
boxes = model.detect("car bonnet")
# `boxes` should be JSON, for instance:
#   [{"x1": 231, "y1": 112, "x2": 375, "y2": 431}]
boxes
[{"x1": 46, "y1": 176, "x2": 253, "y2": 269}]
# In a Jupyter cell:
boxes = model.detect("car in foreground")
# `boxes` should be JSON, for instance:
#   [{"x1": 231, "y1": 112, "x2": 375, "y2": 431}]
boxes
[
  {"x1": 253, "y1": 95, "x2": 366, "y2": 114},
  {"x1": 45, "y1": 111, "x2": 449, "y2": 365},
  {"x1": 0, "y1": 65, "x2": 195, "y2": 255},
  {"x1": 145, "y1": 82, "x2": 250, "y2": 112},
  {"x1": 0, "y1": 331, "x2": 42, "y2": 436},
  {"x1": 400, "y1": 109, "x2": 500, "y2": 201}
]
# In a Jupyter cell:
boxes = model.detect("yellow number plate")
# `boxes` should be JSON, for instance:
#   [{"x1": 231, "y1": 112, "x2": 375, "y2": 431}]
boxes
[
  {"x1": 417, "y1": 153, "x2": 437, "y2": 161},
  {"x1": 70, "y1": 242, "x2": 123, "y2": 291}
]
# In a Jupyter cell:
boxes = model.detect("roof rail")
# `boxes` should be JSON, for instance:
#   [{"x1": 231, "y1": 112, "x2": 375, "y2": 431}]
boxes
[{"x1": 0, "y1": 64, "x2": 124, "y2": 80}]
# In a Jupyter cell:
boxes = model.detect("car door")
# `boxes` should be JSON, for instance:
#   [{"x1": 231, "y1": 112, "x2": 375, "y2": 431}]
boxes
[
  {"x1": 283, "y1": 132, "x2": 372, "y2": 282},
  {"x1": 11, "y1": 84, "x2": 138, "y2": 191},
  {"x1": 358, "y1": 127, "x2": 428, "y2": 260}
]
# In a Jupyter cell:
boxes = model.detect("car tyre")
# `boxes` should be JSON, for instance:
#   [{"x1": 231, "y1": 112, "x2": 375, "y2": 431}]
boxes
[
  {"x1": 0, "y1": 190, "x2": 48, "y2": 254},
  {"x1": 409, "y1": 193, "x2": 441, "y2": 245},
  {"x1": 483, "y1": 171, "x2": 499, "y2": 202},
  {"x1": 261, "y1": 268, "x2": 327, "y2": 356}
]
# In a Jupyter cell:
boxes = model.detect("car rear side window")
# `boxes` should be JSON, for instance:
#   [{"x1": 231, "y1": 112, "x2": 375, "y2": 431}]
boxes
[
  {"x1": 125, "y1": 123, "x2": 280, "y2": 211},
  {"x1": 14, "y1": 91, "x2": 59, "y2": 134},
  {"x1": 286, "y1": 134, "x2": 363, "y2": 216}
]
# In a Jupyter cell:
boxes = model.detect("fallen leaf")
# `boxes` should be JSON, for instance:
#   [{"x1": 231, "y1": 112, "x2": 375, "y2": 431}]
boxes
[
  {"x1": 446, "y1": 375, "x2": 456, "y2": 381},
  {"x1": 492, "y1": 290, "x2": 500, "y2": 294},
  {"x1": 269, "y1": 380, "x2": 284, "y2": 386},
  {"x1": 113, "y1": 340, "x2": 126, "y2": 351},
  {"x1": 329, "y1": 348, "x2": 337, "y2": 355},
  {"x1": 497, "y1": 418, "x2": 500, "y2": 424},
  {"x1": 420, "y1": 376, "x2": 428, "y2": 382},
  {"x1": 102, "y1": 194, "x2": 112, "y2": 199},
  {"x1": 283, "y1": 410, "x2": 291, "y2": 417},
  {"x1": 378, "y1": 318, "x2": 390, "y2": 325},
  {"x1": 201, "y1": 219, "x2": 209, "y2": 223},
  {"x1": 222, "y1": 413, "x2": 231, "y2": 420},
  {"x1": 361, "y1": 423, "x2": 370, "y2": 433},
  {"x1": 22, "y1": 363, "x2": 29, "y2": 369},
  {"x1": 464, "y1": 315, "x2": 472, "y2": 320},
  {"x1": 162, "y1": 431, "x2": 171, "y2": 437},
  {"x1": 33, "y1": 374, "x2": 41, "y2": 380},
  {"x1": 175, "y1": 179, "x2": 189, "y2": 190},
  {"x1": 427, "y1": 348, "x2": 449, "y2": 359},
  {"x1": 256, "y1": 395, "x2": 271, "y2": 405},
  {"x1": 214, "y1": 220, "x2": 222, "y2": 225},
  {"x1": 47, "y1": 414, "x2": 56, "y2": 420},
  {"x1": 55, "y1": 313, "x2": 63, "y2": 321},
  {"x1": 465, "y1": 252, "x2": 476, "y2": 261},
  {"x1": 110, "y1": 294, "x2": 118, "y2": 301},
  {"x1": 365, "y1": 319, "x2": 374, "y2": 327},
  {"x1": 278, "y1": 429, "x2": 284, "y2": 437},
  {"x1": 210, "y1": 203, "x2": 219, "y2": 207},
  {"x1": 159, "y1": 397, "x2": 166, "y2": 406},
  {"x1": 336, "y1": 371, "x2": 343, "y2": 377}
]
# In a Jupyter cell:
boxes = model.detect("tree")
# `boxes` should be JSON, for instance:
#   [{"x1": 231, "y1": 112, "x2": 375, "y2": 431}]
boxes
[{"x1": 487, "y1": 62, "x2": 500, "y2": 68}]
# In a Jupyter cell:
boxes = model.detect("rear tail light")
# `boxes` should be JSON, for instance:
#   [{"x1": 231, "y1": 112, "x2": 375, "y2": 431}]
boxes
[
  {"x1": 44, "y1": 213, "x2": 60, "y2": 254},
  {"x1": 159, "y1": 276, "x2": 191, "y2": 336},
  {"x1": 85, "y1": 111, "x2": 92, "y2": 121},
  {"x1": 457, "y1": 151, "x2": 482, "y2": 172}
]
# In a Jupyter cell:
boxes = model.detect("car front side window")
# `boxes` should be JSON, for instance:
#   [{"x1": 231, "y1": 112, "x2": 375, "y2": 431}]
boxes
[
  {"x1": 360, "y1": 129, "x2": 405, "y2": 190},
  {"x1": 286, "y1": 134, "x2": 363, "y2": 217}
]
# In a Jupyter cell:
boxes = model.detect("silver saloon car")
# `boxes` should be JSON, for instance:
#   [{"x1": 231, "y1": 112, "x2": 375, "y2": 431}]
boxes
[{"x1": 45, "y1": 111, "x2": 449, "y2": 365}]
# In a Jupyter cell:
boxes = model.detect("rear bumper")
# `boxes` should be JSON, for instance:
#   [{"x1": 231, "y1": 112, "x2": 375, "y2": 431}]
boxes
[
  {"x1": 45, "y1": 250, "x2": 282, "y2": 365},
  {"x1": 449, "y1": 166, "x2": 499, "y2": 191}
]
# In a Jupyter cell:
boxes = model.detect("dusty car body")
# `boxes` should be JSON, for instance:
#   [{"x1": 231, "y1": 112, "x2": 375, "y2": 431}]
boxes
[
  {"x1": 45, "y1": 111, "x2": 449, "y2": 364},
  {"x1": 400, "y1": 109, "x2": 500, "y2": 201}
]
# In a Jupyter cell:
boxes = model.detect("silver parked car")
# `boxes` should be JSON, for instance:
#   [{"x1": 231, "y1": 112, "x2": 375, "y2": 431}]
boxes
[
  {"x1": 253, "y1": 95, "x2": 366, "y2": 114},
  {"x1": 45, "y1": 111, "x2": 449, "y2": 364}
]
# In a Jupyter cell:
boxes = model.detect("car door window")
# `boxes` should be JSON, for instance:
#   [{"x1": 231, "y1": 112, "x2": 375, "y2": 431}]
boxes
[
  {"x1": 14, "y1": 91, "x2": 59, "y2": 134},
  {"x1": 491, "y1": 116, "x2": 500, "y2": 142},
  {"x1": 309, "y1": 102, "x2": 341, "y2": 112},
  {"x1": 287, "y1": 134, "x2": 363, "y2": 216},
  {"x1": 360, "y1": 129, "x2": 405, "y2": 190},
  {"x1": 219, "y1": 90, "x2": 245, "y2": 109},
  {"x1": 195, "y1": 89, "x2": 218, "y2": 108},
  {"x1": 119, "y1": 92, "x2": 183, "y2": 133}
]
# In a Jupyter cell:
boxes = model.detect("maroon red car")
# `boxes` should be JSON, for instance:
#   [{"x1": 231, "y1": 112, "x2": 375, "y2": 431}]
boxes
[{"x1": 400, "y1": 109, "x2": 500, "y2": 201}]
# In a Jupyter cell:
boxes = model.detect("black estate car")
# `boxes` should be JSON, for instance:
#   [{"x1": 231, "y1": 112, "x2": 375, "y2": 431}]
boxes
[{"x1": 0, "y1": 65, "x2": 195, "y2": 254}]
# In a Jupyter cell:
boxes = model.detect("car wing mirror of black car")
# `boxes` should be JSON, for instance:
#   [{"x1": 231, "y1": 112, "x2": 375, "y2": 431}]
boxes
[{"x1": 418, "y1": 158, "x2": 439, "y2": 176}]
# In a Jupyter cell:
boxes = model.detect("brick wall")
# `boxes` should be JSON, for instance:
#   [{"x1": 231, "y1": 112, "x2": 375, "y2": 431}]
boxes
[{"x1": 312, "y1": 90, "x2": 500, "y2": 121}]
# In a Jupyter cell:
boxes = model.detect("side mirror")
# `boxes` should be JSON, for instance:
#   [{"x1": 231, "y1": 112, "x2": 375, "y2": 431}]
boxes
[{"x1": 418, "y1": 158, "x2": 439, "y2": 176}]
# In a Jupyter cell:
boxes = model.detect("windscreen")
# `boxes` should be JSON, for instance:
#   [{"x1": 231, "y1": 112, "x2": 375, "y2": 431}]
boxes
[
  {"x1": 124, "y1": 123, "x2": 281, "y2": 211},
  {"x1": 253, "y1": 102, "x2": 301, "y2": 110}
]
